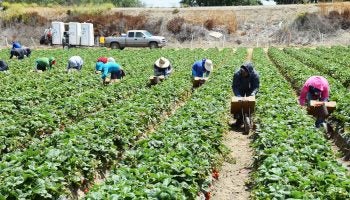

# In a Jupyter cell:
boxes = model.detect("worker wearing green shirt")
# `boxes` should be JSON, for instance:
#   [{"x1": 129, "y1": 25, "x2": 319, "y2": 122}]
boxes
[{"x1": 35, "y1": 57, "x2": 56, "y2": 72}]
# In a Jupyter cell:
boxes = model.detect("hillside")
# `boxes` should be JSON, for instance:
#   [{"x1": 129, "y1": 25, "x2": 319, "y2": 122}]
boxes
[{"x1": 1, "y1": 3, "x2": 350, "y2": 48}]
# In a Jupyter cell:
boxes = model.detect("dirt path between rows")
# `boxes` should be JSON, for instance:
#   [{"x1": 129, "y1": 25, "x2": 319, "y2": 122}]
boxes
[{"x1": 211, "y1": 127, "x2": 253, "y2": 200}]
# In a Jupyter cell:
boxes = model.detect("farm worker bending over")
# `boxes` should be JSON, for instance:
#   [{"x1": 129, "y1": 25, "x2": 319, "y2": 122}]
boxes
[
  {"x1": 299, "y1": 76, "x2": 330, "y2": 128},
  {"x1": 101, "y1": 61, "x2": 125, "y2": 84},
  {"x1": 12, "y1": 41, "x2": 21, "y2": 49},
  {"x1": 95, "y1": 57, "x2": 108, "y2": 74},
  {"x1": 154, "y1": 57, "x2": 173, "y2": 78},
  {"x1": 232, "y1": 62, "x2": 260, "y2": 97},
  {"x1": 35, "y1": 57, "x2": 56, "y2": 72},
  {"x1": 192, "y1": 58, "x2": 213, "y2": 78},
  {"x1": 67, "y1": 56, "x2": 83, "y2": 72},
  {"x1": 10, "y1": 47, "x2": 31, "y2": 60},
  {"x1": 232, "y1": 62, "x2": 260, "y2": 127},
  {"x1": 0, "y1": 60, "x2": 9, "y2": 72}
]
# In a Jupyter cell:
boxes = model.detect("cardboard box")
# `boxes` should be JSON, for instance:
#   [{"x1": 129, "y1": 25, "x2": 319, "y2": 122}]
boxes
[
  {"x1": 149, "y1": 75, "x2": 165, "y2": 85},
  {"x1": 230, "y1": 96, "x2": 256, "y2": 114},
  {"x1": 193, "y1": 77, "x2": 208, "y2": 87},
  {"x1": 307, "y1": 100, "x2": 336, "y2": 117}
]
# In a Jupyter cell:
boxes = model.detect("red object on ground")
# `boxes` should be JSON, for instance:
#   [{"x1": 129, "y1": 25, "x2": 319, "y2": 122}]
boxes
[{"x1": 205, "y1": 192, "x2": 211, "y2": 200}]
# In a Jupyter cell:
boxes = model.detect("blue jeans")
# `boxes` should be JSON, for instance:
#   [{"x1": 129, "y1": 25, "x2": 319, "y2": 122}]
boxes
[{"x1": 111, "y1": 70, "x2": 122, "y2": 79}]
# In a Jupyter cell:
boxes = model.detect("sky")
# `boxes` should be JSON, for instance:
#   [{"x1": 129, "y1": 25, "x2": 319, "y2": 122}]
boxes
[{"x1": 142, "y1": 0, "x2": 180, "y2": 7}]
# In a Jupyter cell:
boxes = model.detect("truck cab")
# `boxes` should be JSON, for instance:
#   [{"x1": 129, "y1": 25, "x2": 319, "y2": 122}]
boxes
[{"x1": 105, "y1": 30, "x2": 167, "y2": 50}]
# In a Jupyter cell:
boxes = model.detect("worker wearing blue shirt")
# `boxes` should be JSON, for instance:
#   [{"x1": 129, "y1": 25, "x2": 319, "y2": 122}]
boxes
[
  {"x1": 12, "y1": 41, "x2": 21, "y2": 49},
  {"x1": 192, "y1": 58, "x2": 213, "y2": 78},
  {"x1": 95, "y1": 61, "x2": 104, "y2": 74},
  {"x1": 101, "y1": 62, "x2": 125, "y2": 83}
]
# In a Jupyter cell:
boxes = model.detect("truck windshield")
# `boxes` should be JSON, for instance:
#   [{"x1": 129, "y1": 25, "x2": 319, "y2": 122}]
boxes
[{"x1": 144, "y1": 31, "x2": 153, "y2": 37}]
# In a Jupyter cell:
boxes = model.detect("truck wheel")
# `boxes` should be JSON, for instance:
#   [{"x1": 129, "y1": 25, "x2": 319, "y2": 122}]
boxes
[
  {"x1": 149, "y1": 42, "x2": 158, "y2": 49},
  {"x1": 111, "y1": 43, "x2": 121, "y2": 50}
]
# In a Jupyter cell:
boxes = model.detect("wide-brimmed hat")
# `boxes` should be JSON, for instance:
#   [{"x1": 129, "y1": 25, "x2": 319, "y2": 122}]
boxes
[
  {"x1": 155, "y1": 57, "x2": 170, "y2": 68},
  {"x1": 204, "y1": 59, "x2": 213, "y2": 72}
]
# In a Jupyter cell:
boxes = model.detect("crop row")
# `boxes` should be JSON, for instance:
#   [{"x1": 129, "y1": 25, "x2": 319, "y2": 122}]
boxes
[
  {"x1": 251, "y1": 48, "x2": 350, "y2": 199},
  {"x1": 0, "y1": 49, "x2": 189, "y2": 155},
  {"x1": 314, "y1": 46, "x2": 350, "y2": 68},
  {"x1": 268, "y1": 47, "x2": 350, "y2": 142},
  {"x1": 315, "y1": 46, "x2": 350, "y2": 67},
  {"x1": 84, "y1": 48, "x2": 247, "y2": 199},
  {"x1": 283, "y1": 47, "x2": 350, "y2": 88},
  {"x1": 0, "y1": 48, "x2": 232, "y2": 199}
]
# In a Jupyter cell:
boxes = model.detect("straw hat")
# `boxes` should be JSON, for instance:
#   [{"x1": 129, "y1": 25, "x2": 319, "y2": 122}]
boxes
[
  {"x1": 204, "y1": 59, "x2": 213, "y2": 72},
  {"x1": 155, "y1": 57, "x2": 170, "y2": 68}
]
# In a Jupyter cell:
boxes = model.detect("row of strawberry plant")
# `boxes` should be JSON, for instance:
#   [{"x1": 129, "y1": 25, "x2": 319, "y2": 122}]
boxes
[
  {"x1": 0, "y1": 48, "x2": 229, "y2": 199},
  {"x1": 283, "y1": 47, "x2": 350, "y2": 88},
  {"x1": 0, "y1": 48, "x2": 160, "y2": 111},
  {"x1": 269, "y1": 47, "x2": 350, "y2": 128},
  {"x1": 314, "y1": 46, "x2": 350, "y2": 68},
  {"x1": 0, "y1": 49, "x2": 186, "y2": 155},
  {"x1": 251, "y1": 48, "x2": 350, "y2": 199},
  {"x1": 84, "y1": 48, "x2": 247, "y2": 199}
]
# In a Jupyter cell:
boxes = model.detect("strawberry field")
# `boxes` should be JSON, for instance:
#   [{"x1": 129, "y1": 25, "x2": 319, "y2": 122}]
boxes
[{"x1": 0, "y1": 47, "x2": 350, "y2": 199}]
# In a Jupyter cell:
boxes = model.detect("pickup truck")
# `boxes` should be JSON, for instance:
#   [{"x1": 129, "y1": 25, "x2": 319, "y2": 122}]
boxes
[{"x1": 104, "y1": 30, "x2": 167, "y2": 50}]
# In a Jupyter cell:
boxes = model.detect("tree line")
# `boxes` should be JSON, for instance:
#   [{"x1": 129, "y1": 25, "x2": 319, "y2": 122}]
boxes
[{"x1": 180, "y1": 0, "x2": 327, "y2": 6}]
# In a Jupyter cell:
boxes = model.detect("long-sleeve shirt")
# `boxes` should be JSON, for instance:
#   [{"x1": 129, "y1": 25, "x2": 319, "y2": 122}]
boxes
[
  {"x1": 299, "y1": 76, "x2": 329, "y2": 106},
  {"x1": 232, "y1": 63, "x2": 260, "y2": 97},
  {"x1": 35, "y1": 57, "x2": 51, "y2": 70},
  {"x1": 101, "y1": 62, "x2": 121, "y2": 79},
  {"x1": 192, "y1": 60, "x2": 209, "y2": 78},
  {"x1": 95, "y1": 61, "x2": 104, "y2": 71},
  {"x1": 67, "y1": 56, "x2": 83, "y2": 70},
  {"x1": 154, "y1": 64, "x2": 172, "y2": 77}
]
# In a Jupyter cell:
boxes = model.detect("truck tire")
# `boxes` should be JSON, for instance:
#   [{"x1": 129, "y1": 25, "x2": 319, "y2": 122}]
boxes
[
  {"x1": 149, "y1": 42, "x2": 158, "y2": 49},
  {"x1": 110, "y1": 42, "x2": 121, "y2": 50}
]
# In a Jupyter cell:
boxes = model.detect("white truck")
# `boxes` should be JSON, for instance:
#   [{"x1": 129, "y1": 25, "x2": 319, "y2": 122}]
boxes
[{"x1": 104, "y1": 30, "x2": 167, "y2": 50}]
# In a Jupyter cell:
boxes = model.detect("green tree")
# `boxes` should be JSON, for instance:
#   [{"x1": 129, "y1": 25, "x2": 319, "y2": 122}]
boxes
[
  {"x1": 3, "y1": 0, "x2": 143, "y2": 6},
  {"x1": 180, "y1": 0, "x2": 259, "y2": 6}
]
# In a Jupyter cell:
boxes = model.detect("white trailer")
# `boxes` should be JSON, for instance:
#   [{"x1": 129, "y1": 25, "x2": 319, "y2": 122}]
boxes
[
  {"x1": 80, "y1": 23, "x2": 94, "y2": 46},
  {"x1": 41, "y1": 21, "x2": 95, "y2": 47},
  {"x1": 51, "y1": 21, "x2": 65, "y2": 45}
]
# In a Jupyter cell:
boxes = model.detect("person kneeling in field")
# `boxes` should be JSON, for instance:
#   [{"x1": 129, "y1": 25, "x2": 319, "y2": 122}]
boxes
[
  {"x1": 154, "y1": 57, "x2": 173, "y2": 78},
  {"x1": 299, "y1": 76, "x2": 330, "y2": 128},
  {"x1": 67, "y1": 56, "x2": 83, "y2": 72},
  {"x1": 232, "y1": 62, "x2": 260, "y2": 127},
  {"x1": 0, "y1": 60, "x2": 9, "y2": 72},
  {"x1": 192, "y1": 58, "x2": 213, "y2": 78},
  {"x1": 101, "y1": 60, "x2": 125, "y2": 84},
  {"x1": 95, "y1": 57, "x2": 108, "y2": 74},
  {"x1": 10, "y1": 47, "x2": 31, "y2": 60},
  {"x1": 35, "y1": 57, "x2": 56, "y2": 72}
]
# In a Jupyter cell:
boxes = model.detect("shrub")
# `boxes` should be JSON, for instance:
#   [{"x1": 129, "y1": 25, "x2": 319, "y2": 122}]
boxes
[
  {"x1": 167, "y1": 17, "x2": 185, "y2": 34},
  {"x1": 204, "y1": 19, "x2": 214, "y2": 30}
]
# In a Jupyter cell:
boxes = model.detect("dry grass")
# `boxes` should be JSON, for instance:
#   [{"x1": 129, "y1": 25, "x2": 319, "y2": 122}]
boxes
[
  {"x1": 182, "y1": 10, "x2": 238, "y2": 33},
  {"x1": 318, "y1": 2, "x2": 350, "y2": 16}
]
